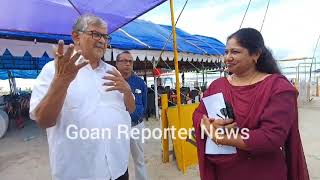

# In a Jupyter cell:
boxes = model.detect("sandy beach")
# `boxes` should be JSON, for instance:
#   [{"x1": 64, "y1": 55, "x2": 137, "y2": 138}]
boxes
[{"x1": 0, "y1": 102, "x2": 319, "y2": 180}]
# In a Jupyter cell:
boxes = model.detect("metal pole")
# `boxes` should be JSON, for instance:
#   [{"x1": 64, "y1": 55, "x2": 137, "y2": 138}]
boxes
[
  {"x1": 315, "y1": 58, "x2": 318, "y2": 83},
  {"x1": 317, "y1": 77, "x2": 319, "y2": 97},
  {"x1": 298, "y1": 63, "x2": 312, "y2": 101},
  {"x1": 153, "y1": 61, "x2": 159, "y2": 119},
  {"x1": 144, "y1": 58, "x2": 147, "y2": 83},
  {"x1": 202, "y1": 66, "x2": 205, "y2": 86},
  {"x1": 182, "y1": 72, "x2": 185, "y2": 87},
  {"x1": 169, "y1": 0, "x2": 185, "y2": 173}
]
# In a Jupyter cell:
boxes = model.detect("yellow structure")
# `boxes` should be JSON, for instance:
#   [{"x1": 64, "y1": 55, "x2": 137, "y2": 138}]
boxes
[
  {"x1": 161, "y1": 95, "x2": 199, "y2": 172},
  {"x1": 161, "y1": 94, "x2": 169, "y2": 163}
]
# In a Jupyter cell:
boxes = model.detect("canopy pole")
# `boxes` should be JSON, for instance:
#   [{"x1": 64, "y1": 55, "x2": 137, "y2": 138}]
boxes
[
  {"x1": 153, "y1": 61, "x2": 160, "y2": 120},
  {"x1": 144, "y1": 58, "x2": 147, "y2": 84},
  {"x1": 182, "y1": 72, "x2": 185, "y2": 87},
  {"x1": 7, "y1": 70, "x2": 17, "y2": 95},
  {"x1": 169, "y1": 0, "x2": 185, "y2": 173},
  {"x1": 202, "y1": 63, "x2": 205, "y2": 86}
]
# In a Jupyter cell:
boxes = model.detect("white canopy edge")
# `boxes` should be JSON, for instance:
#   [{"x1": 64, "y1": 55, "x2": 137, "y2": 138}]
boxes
[
  {"x1": 112, "y1": 48, "x2": 223, "y2": 62},
  {"x1": 0, "y1": 38, "x2": 54, "y2": 57},
  {"x1": 0, "y1": 38, "x2": 113, "y2": 60},
  {"x1": 0, "y1": 39, "x2": 223, "y2": 62}
]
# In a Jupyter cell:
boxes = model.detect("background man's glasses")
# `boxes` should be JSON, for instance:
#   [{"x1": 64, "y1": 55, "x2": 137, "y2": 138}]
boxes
[
  {"x1": 80, "y1": 30, "x2": 112, "y2": 44},
  {"x1": 117, "y1": 59, "x2": 133, "y2": 64}
]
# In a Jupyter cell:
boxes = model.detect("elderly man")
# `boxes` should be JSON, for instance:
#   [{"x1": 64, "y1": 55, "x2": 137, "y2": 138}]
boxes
[
  {"x1": 30, "y1": 14, "x2": 135, "y2": 180},
  {"x1": 115, "y1": 51, "x2": 148, "y2": 180}
]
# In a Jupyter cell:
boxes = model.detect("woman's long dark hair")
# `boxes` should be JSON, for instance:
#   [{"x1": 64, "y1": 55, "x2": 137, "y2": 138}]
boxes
[{"x1": 227, "y1": 28, "x2": 281, "y2": 74}]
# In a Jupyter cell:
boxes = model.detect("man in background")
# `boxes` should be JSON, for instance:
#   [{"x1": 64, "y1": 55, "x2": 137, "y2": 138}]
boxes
[{"x1": 116, "y1": 51, "x2": 148, "y2": 180}]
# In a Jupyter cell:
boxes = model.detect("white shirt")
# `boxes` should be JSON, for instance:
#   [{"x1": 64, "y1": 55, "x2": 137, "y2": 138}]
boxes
[{"x1": 30, "y1": 60, "x2": 131, "y2": 180}]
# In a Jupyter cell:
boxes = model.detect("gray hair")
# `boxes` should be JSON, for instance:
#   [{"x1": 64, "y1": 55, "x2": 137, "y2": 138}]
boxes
[
  {"x1": 116, "y1": 50, "x2": 132, "y2": 61},
  {"x1": 72, "y1": 14, "x2": 107, "y2": 32}
]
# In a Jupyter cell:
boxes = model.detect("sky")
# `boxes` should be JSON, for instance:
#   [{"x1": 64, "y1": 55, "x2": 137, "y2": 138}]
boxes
[{"x1": 139, "y1": 0, "x2": 320, "y2": 67}]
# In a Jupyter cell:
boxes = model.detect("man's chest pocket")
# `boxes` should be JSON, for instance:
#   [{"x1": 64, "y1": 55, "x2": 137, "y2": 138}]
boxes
[
  {"x1": 133, "y1": 88, "x2": 143, "y2": 105},
  {"x1": 64, "y1": 83, "x2": 89, "y2": 109}
]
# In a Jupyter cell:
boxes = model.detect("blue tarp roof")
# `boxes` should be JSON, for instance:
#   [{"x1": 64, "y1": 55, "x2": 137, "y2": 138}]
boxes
[
  {"x1": 0, "y1": 70, "x2": 39, "y2": 80},
  {"x1": 160, "y1": 25, "x2": 225, "y2": 55},
  {"x1": 0, "y1": 0, "x2": 167, "y2": 35},
  {"x1": 0, "y1": 20, "x2": 225, "y2": 54},
  {"x1": 120, "y1": 20, "x2": 207, "y2": 54},
  {"x1": 0, "y1": 49, "x2": 51, "y2": 70},
  {"x1": 0, "y1": 20, "x2": 225, "y2": 79}
]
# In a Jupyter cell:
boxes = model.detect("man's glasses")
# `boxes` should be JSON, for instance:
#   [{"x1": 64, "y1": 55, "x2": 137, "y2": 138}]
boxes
[{"x1": 80, "y1": 30, "x2": 112, "y2": 44}]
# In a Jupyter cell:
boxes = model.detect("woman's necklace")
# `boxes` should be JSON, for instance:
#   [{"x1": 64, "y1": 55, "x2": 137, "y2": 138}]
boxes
[{"x1": 231, "y1": 72, "x2": 260, "y2": 86}]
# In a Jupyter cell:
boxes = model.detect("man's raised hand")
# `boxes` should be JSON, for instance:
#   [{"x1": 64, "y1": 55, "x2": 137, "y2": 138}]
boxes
[{"x1": 53, "y1": 40, "x2": 89, "y2": 84}]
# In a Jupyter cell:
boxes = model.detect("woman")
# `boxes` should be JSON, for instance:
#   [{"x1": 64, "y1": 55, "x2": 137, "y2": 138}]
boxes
[{"x1": 193, "y1": 28, "x2": 309, "y2": 180}]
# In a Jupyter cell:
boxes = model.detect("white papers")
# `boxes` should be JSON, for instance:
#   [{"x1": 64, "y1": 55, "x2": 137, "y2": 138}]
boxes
[
  {"x1": 202, "y1": 92, "x2": 226, "y2": 119},
  {"x1": 202, "y1": 92, "x2": 237, "y2": 155}
]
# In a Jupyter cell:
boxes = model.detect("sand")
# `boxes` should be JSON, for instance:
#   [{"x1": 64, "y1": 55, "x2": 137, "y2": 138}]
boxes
[{"x1": 0, "y1": 103, "x2": 319, "y2": 180}]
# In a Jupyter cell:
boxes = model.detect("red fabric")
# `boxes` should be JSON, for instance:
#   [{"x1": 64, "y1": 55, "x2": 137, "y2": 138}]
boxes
[
  {"x1": 193, "y1": 74, "x2": 309, "y2": 180},
  {"x1": 152, "y1": 68, "x2": 161, "y2": 77}
]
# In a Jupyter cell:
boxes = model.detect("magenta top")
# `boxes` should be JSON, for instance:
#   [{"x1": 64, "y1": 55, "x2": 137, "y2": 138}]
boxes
[{"x1": 193, "y1": 74, "x2": 309, "y2": 180}]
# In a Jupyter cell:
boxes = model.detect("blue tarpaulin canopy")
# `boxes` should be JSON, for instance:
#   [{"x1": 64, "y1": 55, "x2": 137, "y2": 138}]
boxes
[
  {"x1": 0, "y1": 20, "x2": 225, "y2": 54},
  {"x1": 0, "y1": 0, "x2": 175, "y2": 80},
  {"x1": 160, "y1": 25, "x2": 225, "y2": 55},
  {"x1": 0, "y1": 70, "x2": 39, "y2": 80},
  {"x1": 0, "y1": 1, "x2": 225, "y2": 79},
  {"x1": 0, "y1": 19, "x2": 225, "y2": 80},
  {"x1": 0, "y1": 0, "x2": 167, "y2": 35}
]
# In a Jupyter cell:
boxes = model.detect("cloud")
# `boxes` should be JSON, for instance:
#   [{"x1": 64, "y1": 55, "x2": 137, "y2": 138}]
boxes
[{"x1": 140, "y1": 0, "x2": 320, "y2": 60}]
